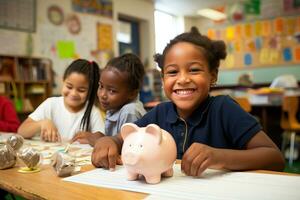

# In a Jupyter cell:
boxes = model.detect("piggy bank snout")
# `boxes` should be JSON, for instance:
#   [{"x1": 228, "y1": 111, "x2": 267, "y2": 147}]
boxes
[{"x1": 122, "y1": 152, "x2": 139, "y2": 165}]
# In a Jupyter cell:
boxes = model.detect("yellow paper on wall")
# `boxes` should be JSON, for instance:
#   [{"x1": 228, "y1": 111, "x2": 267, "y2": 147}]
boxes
[
  {"x1": 296, "y1": 17, "x2": 300, "y2": 32},
  {"x1": 235, "y1": 25, "x2": 242, "y2": 38},
  {"x1": 244, "y1": 23, "x2": 253, "y2": 38},
  {"x1": 269, "y1": 49, "x2": 279, "y2": 63},
  {"x1": 259, "y1": 48, "x2": 269, "y2": 64},
  {"x1": 97, "y1": 23, "x2": 113, "y2": 51},
  {"x1": 286, "y1": 18, "x2": 296, "y2": 35},
  {"x1": 207, "y1": 29, "x2": 215, "y2": 39},
  {"x1": 254, "y1": 21, "x2": 262, "y2": 36},
  {"x1": 262, "y1": 20, "x2": 271, "y2": 36},
  {"x1": 225, "y1": 54, "x2": 234, "y2": 68},
  {"x1": 226, "y1": 26, "x2": 235, "y2": 41},
  {"x1": 234, "y1": 40, "x2": 242, "y2": 52}
]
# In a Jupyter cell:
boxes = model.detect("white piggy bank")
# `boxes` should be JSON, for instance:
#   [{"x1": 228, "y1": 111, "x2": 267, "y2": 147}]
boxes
[{"x1": 121, "y1": 123, "x2": 177, "y2": 184}]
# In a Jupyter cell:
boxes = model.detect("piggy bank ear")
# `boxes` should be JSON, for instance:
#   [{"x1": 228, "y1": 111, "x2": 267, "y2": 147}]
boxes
[
  {"x1": 145, "y1": 124, "x2": 162, "y2": 144},
  {"x1": 121, "y1": 123, "x2": 139, "y2": 139}
]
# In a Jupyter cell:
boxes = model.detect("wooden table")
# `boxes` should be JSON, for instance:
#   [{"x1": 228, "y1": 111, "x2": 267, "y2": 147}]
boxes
[
  {"x1": 0, "y1": 164, "x2": 147, "y2": 200},
  {"x1": 1, "y1": 162, "x2": 298, "y2": 200}
]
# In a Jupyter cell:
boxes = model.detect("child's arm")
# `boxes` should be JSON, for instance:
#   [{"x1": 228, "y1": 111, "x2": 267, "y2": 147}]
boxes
[
  {"x1": 181, "y1": 130, "x2": 285, "y2": 177},
  {"x1": 91, "y1": 134, "x2": 123, "y2": 169},
  {"x1": 17, "y1": 118, "x2": 61, "y2": 142},
  {"x1": 71, "y1": 131, "x2": 105, "y2": 146}
]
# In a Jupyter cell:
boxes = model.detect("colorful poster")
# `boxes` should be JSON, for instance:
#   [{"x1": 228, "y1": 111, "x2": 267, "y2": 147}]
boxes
[
  {"x1": 255, "y1": 37, "x2": 262, "y2": 50},
  {"x1": 234, "y1": 40, "x2": 242, "y2": 52},
  {"x1": 225, "y1": 54, "x2": 235, "y2": 68},
  {"x1": 283, "y1": 48, "x2": 292, "y2": 61},
  {"x1": 97, "y1": 23, "x2": 113, "y2": 51},
  {"x1": 269, "y1": 50, "x2": 279, "y2": 63},
  {"x1": 206, "y1": 15, "x2": 300, "y2": 69},
  {"x1": 244, "y1": 23, "x2": 253, "y2": 38},
  {"x1": 261, "y1": 20, "x2": 271, "y2": 36},
  {"x1": 274, "y1": 17, "x2": 284, "y2": 34},
  {"x1": 259, "y1": 48, "x2": 269, "y2": 64},
  {"x1": 246, "y1": 39, "x2": 256, "y2": 52},
  {"x1": 57, "y1": 41, "x2": 75, "y2": 59},
  {"x1": 226, "y1": 26, "x2": 235, "y2": 41},
  {"x1": 235, "y1": 25, "x2": 242, "y2": 38},
  {"x1": 286, "y1": 18, "x2": 296, "y2": 35},
  {"x1": 244, "y1": 0, "x2": 260, "y2": 15},
  {"x1": 254, "y1": 21, "x2": 262, "y2": 36},
  {"x1": 72, "y1": 0, "x2": 113, "y2": 18},
  {"x1": 244, "y1": 53, "x2": 252, "y2": 65},
  {"x1": 295, "y1": 46, "x2": 300, "y2": 62},
  {"x1": 207, "y1": 29, "x2": 215, "y2": 39}
]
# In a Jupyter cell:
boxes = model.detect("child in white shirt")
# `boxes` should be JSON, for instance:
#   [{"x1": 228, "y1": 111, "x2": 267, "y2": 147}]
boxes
[{"x1": 17, "y1": 59, "x2": 104, "y2": 142}]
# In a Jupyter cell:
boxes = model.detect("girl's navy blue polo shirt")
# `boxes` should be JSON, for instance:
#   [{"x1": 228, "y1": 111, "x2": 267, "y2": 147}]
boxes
[{"x1": 135, "y1": 95, "x2": 261, "y2": 159}]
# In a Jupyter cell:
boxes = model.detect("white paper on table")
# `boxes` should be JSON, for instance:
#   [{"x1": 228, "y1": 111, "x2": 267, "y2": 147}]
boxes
[{"x1": 63, "y1": 164, "x2": 300, "y2": 200}]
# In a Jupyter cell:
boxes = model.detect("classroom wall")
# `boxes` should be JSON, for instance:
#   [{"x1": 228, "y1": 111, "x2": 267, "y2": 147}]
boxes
[
  {"x1": 183, "y1": 2, "x2": 300, "y2": 86},
  {"x1": 184, "y1": 16, "x2": 300, "y2": 85},
  {"x1": 0, "y1": 0, "x2": 155, "y2": 95}
]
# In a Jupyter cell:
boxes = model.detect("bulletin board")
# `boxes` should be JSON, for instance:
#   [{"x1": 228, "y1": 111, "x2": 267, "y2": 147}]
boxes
[
  {"x1": 207, "y1": 16, "x2": 300, "y2": 70},
  {"x1": 0, "y1": 0, "x2": 36, "y2": 32}
]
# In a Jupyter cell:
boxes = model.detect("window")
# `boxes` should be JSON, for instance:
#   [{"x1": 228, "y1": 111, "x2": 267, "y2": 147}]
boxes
[{"x1": 154, "y1": 10, "x2": 183, "y2": 54}]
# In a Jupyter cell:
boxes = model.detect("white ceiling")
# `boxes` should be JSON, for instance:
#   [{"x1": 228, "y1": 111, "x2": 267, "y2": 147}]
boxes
[{"x1": 154, "y1": 0, "x2": 247, "y2": 17}]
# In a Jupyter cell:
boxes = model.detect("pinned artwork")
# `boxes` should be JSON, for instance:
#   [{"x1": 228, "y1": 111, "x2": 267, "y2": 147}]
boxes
[
  {"x1": 48, "y1": 5, "x2": 64, "y2": 26},
  {"x1": 274, "y1": 17, "x2": 284, "y2": 34},
  {"x1": 66, "y1": 14, "x2": 81, "y2": 35},
  {"x1": 226, "y1": 26, "x2": 235, "y2": 41},
  {"x1": 259, "y1": 48, "x2": 269, "y2": 64},
  {"x1": 269, "y1": 50, "x2": 279, "y2": 63},
  {"x1": 254, "y1": 21, "x2": 262, "y2": 36},
  {"x1": 244, "y1": 53, "x2": 252, "y2": 66},
  {"x1": 294, "y1": 46, "x2": 300, "y2": 62},
  {"x1": 225, "y1": 54, "x2": 235, "y2": 68},
  {"x1": 72, "y1": 0, "x2": 113, "y2": 18},
  {"x1": 57, "y1": 41, "x2": 75, "y2": 59},
  {"x1": 234, "y1": 40, "x2": 242, "y2": 52},
  {"x1": 261, "y1": 20, "x2": 271, "y2": 37},
  {"x1": 283, "y1": 48, "x2": 292, "y2": 62},
  {"x1": 255, "y1": 37, "x2": 262, "y2": 50},
  {"x1": 207, "y1": 29, "x2": 215, "y2": 39},
  {"x1": 97, "y1": 23, "x2": 113, "y2": 51},
  {"x1": 235, "y1": 25, "x2": 242, "y2": 38},
  {"x1": 286, "y1": 18, "x2": 296, "y2": 35},
  {"x1": 244, "y1": 23, "x2": 253, "y2": 38},
  {"x1": 210, "y1": 15, "x2": 300, "y2": 69}
]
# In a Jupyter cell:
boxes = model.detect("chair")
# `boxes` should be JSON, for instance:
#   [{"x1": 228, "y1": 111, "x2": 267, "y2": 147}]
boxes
[
  {"x1": 234, "y1": 97, "x2": 251, "y2": 112},
  {"x1": 280, "y1": 96, "x2": 300, "y2": 165}
]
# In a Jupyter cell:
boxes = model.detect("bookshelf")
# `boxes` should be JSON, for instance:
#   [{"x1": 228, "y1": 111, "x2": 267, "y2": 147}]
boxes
[{"x1": 0, "y1": 55, "x2": 53, "y2": 119}]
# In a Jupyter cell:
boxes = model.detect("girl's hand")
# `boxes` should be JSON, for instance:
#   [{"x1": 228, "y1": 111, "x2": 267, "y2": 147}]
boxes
[
  {"x1": 92, "y1": 136, "x2": 122, "y2": 170},
  {"x1": 71, "y1": 131, "x2": 104, "y2": 146},
  {"x1": 181, "y1": 143, "x2": 224, "y2": 177},
  {"x1": 40, "y1": 119, "x2": 61, "y2": 142}
]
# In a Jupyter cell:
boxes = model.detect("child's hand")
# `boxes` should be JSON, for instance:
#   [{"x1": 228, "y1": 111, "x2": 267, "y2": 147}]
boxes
[
  {"x1": 71, "y1": 131, "x2": 104, "y2": 146},
  {"x1": 91, "y1": 136, "x2": 122, "y2": 170},
  {"x1": 181, "y1": 143, "x2": 223, "y2": 177},
  {"x1": 72, "y1": 131, "x2": 93, "y2": 144},
  {"x1": 40, "y1": 119, "x2": 61, "y2": 142}
]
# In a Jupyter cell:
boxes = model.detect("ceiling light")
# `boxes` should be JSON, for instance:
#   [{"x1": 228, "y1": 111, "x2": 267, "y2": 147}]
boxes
[{"x1": 197, "y1": 8, "x2": 227, "y2": 21}]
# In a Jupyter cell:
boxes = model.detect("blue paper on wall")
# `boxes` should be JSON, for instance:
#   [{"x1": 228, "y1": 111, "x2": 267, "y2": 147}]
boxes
[
  {"x1": 244, "y1": 53, "x2": 252, "y2": 65},
  {"x1": 283, "y1": 48, "x2": 292, "y2": 61}
]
